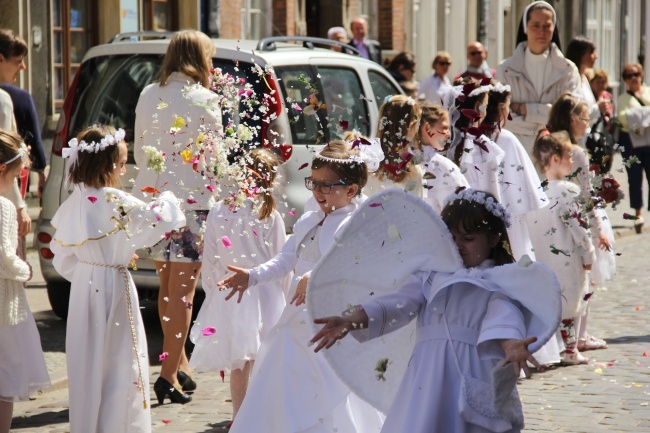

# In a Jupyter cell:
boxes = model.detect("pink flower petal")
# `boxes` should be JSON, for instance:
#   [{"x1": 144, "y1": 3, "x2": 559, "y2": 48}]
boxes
[
  {"x1": 206, "y1": 184, "x2": 215, "y2": 192},
  {"x1": 287, "y1": 210, "x2": 297, "y2": 216},
  {"x1": 369, "y1": 203, "x2": 382, "y2": 208},
  {"x1": 221, "y1": 236, "x2": 232, "y2": 249},
  {"x1": 252, "y1": 228, "x2": 259, "y2": 237},
  {"x1": 87, "y1": 196, "x2": 98, "y2": 203},
  {"x1": 159, "y1": 352, "x2": 169, "y2": 361},
  {"x1": 186, "y1": 198, "x2": 197, "y2": 204},
  {"x1": 202, "y1": 326, "x2": 216, "y2": 336}
]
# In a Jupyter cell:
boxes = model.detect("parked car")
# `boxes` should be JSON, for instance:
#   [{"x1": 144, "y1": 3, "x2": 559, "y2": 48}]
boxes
[{"x1": 36, "y1": 33, "x2": 403, "y2": 319}]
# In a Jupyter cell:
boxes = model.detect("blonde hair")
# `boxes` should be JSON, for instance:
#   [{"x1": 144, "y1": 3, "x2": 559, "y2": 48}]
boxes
[
  {"x1": 0, "y1": 129, "x2": 30, "y2": 171},
  {"x1": 432, "y1": 51, "x2": 452, "y2": 69},
  {"x1": 376, "y1": 95, "x2": 421, "y2": 183},
  {"x1": 159, "y1": 30, "x2": 215, "y2": 88},
  {"x1": 248, "y1": 148, "x2": 281, "y2": 220},
  {"x1": 532, "y1": 130, "x2": 573, "y2": 171}
]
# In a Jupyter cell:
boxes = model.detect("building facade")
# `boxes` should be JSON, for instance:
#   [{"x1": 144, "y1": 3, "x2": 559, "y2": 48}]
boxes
[{"x1": 0, "y1": 0, "x2": 647, "y2": 140}]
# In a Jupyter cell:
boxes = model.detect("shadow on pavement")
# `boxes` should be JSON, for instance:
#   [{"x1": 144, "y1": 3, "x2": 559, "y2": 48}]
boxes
[
  {"x1": 604, "y1": 334, "x2": 650, "y2": 345},
  {"x1": 10, "y1": 409, "x2": 70, "y2": 429}
]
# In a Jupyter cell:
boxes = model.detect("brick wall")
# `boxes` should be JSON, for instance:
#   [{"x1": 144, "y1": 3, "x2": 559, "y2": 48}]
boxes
[
  {"x1": 377, "y1": 0, "x2": 405, "y2": 52},
  {"x1": 272, "y1": 0, "x2": 296, "y2": 36},
  {"x1": 219, "y1": 0, "x2": 241, "y2": 38}
]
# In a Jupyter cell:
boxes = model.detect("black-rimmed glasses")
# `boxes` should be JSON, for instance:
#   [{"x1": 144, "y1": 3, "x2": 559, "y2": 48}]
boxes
[{"x1": 304, "y1": 177, "x2": 347, "y2": 194}]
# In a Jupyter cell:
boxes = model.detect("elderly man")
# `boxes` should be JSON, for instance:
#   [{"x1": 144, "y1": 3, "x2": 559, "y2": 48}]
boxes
[
  {"x1": 455, "y1": 41, "x2": 496, "y2": 80},
  {"x1": 348, "y1": 17, "x2": 382, "y2": 64}
]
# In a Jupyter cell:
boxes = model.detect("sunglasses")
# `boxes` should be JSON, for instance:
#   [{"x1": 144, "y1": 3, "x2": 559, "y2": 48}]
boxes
[
  {"x1": 624, "y1": 72, "x2": 642, "y2": 80},
  {"x1": 437, "y1": 61, "x2": 452, "y2": 66},
  {"x1": 469, "y1": 51, "x2": 484, "y2": 56}
]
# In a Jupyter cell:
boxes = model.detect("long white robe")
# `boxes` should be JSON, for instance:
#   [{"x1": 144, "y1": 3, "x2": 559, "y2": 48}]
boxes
[
  {"x1": 230, "y1": 202, "x2": 384, "y2": 433},
  {"x1": 51, "y1": 186, "x2": 186, "y2": 433},
  {"x1": 190, "y1": 201, "x2": 288, "y2": 371},
  {"x1": 356, "y1": 263, "x2": 526, "y2": 433}
]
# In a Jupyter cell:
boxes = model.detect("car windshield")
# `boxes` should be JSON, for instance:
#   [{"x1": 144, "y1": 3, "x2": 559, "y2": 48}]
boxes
[{"x1": 275, "y1": 65, "x2": 369, "y2": 143}]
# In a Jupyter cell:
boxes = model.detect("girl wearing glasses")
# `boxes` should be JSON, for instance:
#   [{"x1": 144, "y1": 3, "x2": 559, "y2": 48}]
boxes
[
  {"x1": 218, "y1": 141, "x2": 385, "y2": 433},
  {"x1": 617, "y1": 63, "x2": 650, "y2": 234}
]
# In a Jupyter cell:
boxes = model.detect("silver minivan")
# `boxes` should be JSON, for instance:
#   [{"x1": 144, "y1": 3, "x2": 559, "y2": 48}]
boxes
[{"x1": 36, "y1": 34, "x2": 403, "y2": 318}]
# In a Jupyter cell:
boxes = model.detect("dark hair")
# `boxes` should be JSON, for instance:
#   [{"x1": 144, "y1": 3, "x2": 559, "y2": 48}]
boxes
[
  {"x1": 0, "y1": 129, "x2": 31, "y2": 171},
  {"x1": 515, "y1": 3, "x2": 562, "y2": 51},
  {"x1": 451, "y1": 77, "x2": 488, "y2": 164},
  {"x1": 247, "y1": 148, "x2": 281, "y2": 220},
  {"x1": 532, "y1": 130, "x2": 573, "y2": 171},
  {"x1": 565, "y1": 36, "x2": 596, "y2": 70},
  {"x1": 441, "y1": 188, "x2": 515, "y2": 266},
  {"x1": 482, "y1": 80, "x2": 511, "y2": 132},
  {"x1": 547, "y1": 92, "x2": 588, "y2": 144},
  {"x1": 388, "y1": 51, "x2": 416, "y2": 72},
  {"x1": 0, "y1": 29, "x2": 28, "y2": 59},
  {"x1": 68, "y1": 125, "x2": 125, "y2": 188},
  {"x1": 376, "y1": 95, "x2": 421, "y2": 183},
  {"x1": 311, "y1": 140, "x2": 368, "y2": 194}
]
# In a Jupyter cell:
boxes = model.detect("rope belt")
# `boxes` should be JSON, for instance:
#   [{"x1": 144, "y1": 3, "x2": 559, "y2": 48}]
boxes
[{"x1": 79, "y1": 260, "x2": 148, "y2": 409}]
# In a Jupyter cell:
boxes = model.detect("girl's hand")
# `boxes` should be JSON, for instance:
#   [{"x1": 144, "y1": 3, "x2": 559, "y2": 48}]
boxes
[
  {"x1": 290, "y1": 274, "x2": 309, "y2": 306},
  {"x1": 310, "y1": 316, "x2": 351, "y2": 352},
  {"x1": 219, "y1": 265, "x2": 250, "y2": 303},
  {"x1": 598, "y1": 235, "x2": 611, "y2": 251},
  {"x1": 500, "y1": 336, "x2": 540, "y2": 379}
]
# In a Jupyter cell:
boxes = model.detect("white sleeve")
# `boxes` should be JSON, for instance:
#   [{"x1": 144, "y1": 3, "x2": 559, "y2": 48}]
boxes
[
  {"x1": 0, "y1": 201, "x2": 30, "y2": 282},
  {"x1": 477, "y1": 292, "x2": 526, "y2": 359},
  {"x1": 248, "y1": 234, "x2": 297, "y2": 287},
  {"x1": 122, "y1": 191, "x2": 187, "y2": 250}
]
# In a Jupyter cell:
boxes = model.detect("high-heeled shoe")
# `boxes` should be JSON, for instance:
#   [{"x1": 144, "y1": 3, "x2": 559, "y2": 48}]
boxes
[
  {"x1": 153, "y1": 377, "x2": 192, "y2": 405},
  {"x1": 177, "y1": 370, "x2": 197, "y2": 393}
]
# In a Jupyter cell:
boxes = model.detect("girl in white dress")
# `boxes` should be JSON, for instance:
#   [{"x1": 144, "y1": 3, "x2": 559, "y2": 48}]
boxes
[
  {"x1": 481, "y1": 82, "x2": 548, "y2": 260},
  {"x1": 189, "y1": 149, "x2": 288, "y2": 422},
  {"x1": 528, "y1": 131, "x2": 596, "y2": 365},
  {"x1": 0, "y1": 130, "x2": 49, "y2": 433},
  {"x1": 548, "y1": 93, "x2": 613, "y2": 351},
  {"x1": 219, "y1": 141, "x2": 384, "y2": 433},
  {"x1": 311, "y1": 188, "x2": 558, "y2": 433},
  {"x1": 364, "y1": 95, "x2": 423, "y2": 197},
  {"x1": 50, "y1": 125, "x2": 186, "y2": 433},
  {"x1": 415, "y1": 102, "x2": 469, "y2": 213}
]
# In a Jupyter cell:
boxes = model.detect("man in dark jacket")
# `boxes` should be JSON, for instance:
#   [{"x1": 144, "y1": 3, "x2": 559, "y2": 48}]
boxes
[{"x1": 349, "y1": 17, "x2": 382, "y2": 65}]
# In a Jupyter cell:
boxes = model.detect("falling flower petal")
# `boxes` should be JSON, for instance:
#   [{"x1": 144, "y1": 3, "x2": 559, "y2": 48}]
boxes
[
  {"x1": 252, "y1": 228, "x2": 259, "y2": 237},
  {"x1": 222, "y1": 236, "x2": 232, "y2": 249},
  {"x1": 299, "y1": 162, "x2": 309, "y2": 170},
  {"x1": 339, "y1": 120, "x2": 349, "y2": 130},
  {"x1": 87, "y1": 196, "x2": 98, "y2": 203},
  {"x1": 288, "y1": 210, "x2": 297, "y2": 216},
  {"x1": 206, "y1": 184, "x2": 215, "y2": 192},
  {"x1": 388, "y1": 224, "x2": 400, "y2": 239},
  {"x1": 173, "y1": 116, "x2": 186, "y2": 129},
  {"x1": 220, "y1": 370, "x2": 225, "y2": 382},
  {"x1": 368, "y1": 203, "x2": 382, "y2": 208},
  {"x1": 202, "y1": 326, "x2": 217, "y2": 336},
  {"x1": 159, "y1": 352, "x2": 169, "y2": 361},
  {"x1": 292, "y1": 103, "x2": 303, "y2": 111},
  {"x1": 140, "y1": 186, "x2": 160, "y2": 194},
  {"x1": 186, "y1": 198, "x2": 197, "y2": 204}
]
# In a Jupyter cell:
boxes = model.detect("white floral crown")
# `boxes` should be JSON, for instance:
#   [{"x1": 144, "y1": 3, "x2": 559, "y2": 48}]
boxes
[
  {"x1": 62, "y1": 128, "x2": 126, "y2": 185},
  {"x1": 490, "y1": 82, "x2": 511, "y2": 94},
  {"x1": 2, "y1": 142, "x2": 29, "y2": 165},
  {"x1": 468, "y1": 85, "x2": 493, "y2": 97},
  {"x1": 444, "y1": 188, "x2": 512, "y2": 227},
  {"x1": 315, "y1": 135, "x2": 385, "y2": 172}
]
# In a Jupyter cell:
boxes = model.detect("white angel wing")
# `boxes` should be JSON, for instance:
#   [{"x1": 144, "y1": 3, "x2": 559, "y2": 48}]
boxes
[{"x1": 307, "y1": 188, "x2": 462, "y2": 413}]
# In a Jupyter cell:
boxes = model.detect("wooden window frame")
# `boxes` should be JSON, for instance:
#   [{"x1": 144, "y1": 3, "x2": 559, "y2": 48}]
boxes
[{"x1": 143, "y1": 0, "x2": 179, "y2": 32}]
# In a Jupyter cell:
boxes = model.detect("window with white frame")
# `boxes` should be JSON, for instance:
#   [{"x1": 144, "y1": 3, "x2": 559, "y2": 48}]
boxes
[
  {"x1": 241, "y1": 0, "x2": 267, "y2": 40},
  {"x1": 585, "y1": 0, "x2": 616, "y2": 85}
]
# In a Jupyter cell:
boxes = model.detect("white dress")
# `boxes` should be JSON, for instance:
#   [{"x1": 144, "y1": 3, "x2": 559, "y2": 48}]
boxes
[
  {"x1": 493, "y1": 129, "x2": 548, "y2": 261},
  {"x1": 526, "y1": 180, "x2": 597, "y2": 365},
  {"x1": 364, "y1": 166, "x2": 423, "y2": 198},
  {"x1": 0, "y1": 197, "x2": 50, "y2": 402},
  {"x1": 419, "y1": 147, "x2": 469, "y2": 214},
  {"x1": 230, "y1": 203, "x2": 384, "y2": 433},
  {"x1": 357, "y1": 265, "x2": 527, "y2": 433},
  {"x1": 51, "y1": 187, "x2": 186, "y2": 433},
  {"x1": 189, "y1": 201, "x2": 288, "y2": 371}
]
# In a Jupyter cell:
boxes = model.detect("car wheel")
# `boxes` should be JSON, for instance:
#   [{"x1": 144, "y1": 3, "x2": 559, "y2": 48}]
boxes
[{"x1": 46, "y1": 281, "x2": 71, "y2": 320}]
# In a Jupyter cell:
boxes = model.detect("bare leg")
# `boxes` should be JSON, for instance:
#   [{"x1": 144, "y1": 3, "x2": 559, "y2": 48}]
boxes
[
  {"x1": 0, "y1": 401, "x2": 13, "y2": 433},
  {"x1": 230, "y1": 361, "x2": 254, "y2": 420},
  {"x1": 158, "y1": 261, "x2": 202, "y2": 387}
]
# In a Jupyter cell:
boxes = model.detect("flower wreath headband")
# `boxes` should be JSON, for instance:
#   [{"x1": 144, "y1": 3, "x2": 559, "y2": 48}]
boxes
[
  {"x1": 314, "y1": 134, "x2": 385, "y2": 173},
  {"x1": 62, "y1": 129, "x2": 126, "y2": 183},
  {"x1": 2, "y1": 142, "x2": 29, "y2": 165},
  {"x1": 444, "y1": 188, "x2": 512, "y2": 228}
]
